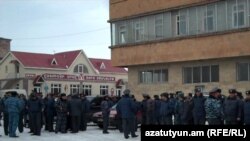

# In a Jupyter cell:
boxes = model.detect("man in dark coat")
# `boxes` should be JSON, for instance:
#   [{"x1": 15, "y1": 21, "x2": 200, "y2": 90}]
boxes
[
  {"x1": 80, "y1": 94, "x2": 90, "y2": 131},
  {"x1": 223, "y1": 89, "x2": 242, "y2": 125},
  {"x1": 182, "y1": 95, "x2": 193, "y2": 125},
  {"x1": 141, "y1": 94, "x2": 148, "y2": 125},
  {"x1": 0, "y1": 97, "x2": 2, "y2": 137},
  {"x1": 44, "y1": 94, "x2": 55, "y2": 132},
  {"x1": 174, "y1": 92, "x2": 184, "y2": 125},
  {"x1": 160, "y1": 93, "x2": 172, "y2": 125},
  {"x1": 18, "y1": 94, "x2": 26, "y2": 133},
  {"x1": 68, "y1": 94, "x2": 82, "y2": 133},
  {"x1": 27, "y1": 93, "x2": 43, "y2": 136},
  {"x1": 236, "y1": 92, "x2": 244, "y2": 125},
  {"x1": 244, "y1": 90, "x2": 250, "y2": 125},
  {"x1": 146, "y1": 95, "x2": 155, "y2": 125},
  {"x1": 101, "y1": 95, "x2": 112, "y2": 134},
  {"x1": 192, "y1": 88, "x2": 206, "y2": 125},
  {"x1": 4, "y1": 91, "x2": 23, "y2": 138},
  {"x1": 153, "y1": 95, "x2": 161, "y2": 125},
  {"x1": 117, "y1": 89, "x2": 138, "y2": 139},
  {"x1": 2, "y1": 93, "x2": 10, "y2": 136},
  {"x1": 55, "y1": 93, "x2": 68, "y2": 134}
]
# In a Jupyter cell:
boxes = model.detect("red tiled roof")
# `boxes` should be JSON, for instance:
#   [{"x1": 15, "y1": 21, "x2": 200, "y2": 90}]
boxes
[
  {"x1": 89, "y1": 58, "x2": 127, "y2": 73},
  {"x1": 11, "y1": 50, "x2": 127, "y2": 73},
  {"x1": 12, "y1": 50, "x2": 81, "y2": 69}
]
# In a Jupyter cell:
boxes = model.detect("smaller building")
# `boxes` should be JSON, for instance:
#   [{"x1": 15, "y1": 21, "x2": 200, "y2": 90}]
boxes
[{"x1": 0, "y1": 50, "x2": 128, "y2": 96}]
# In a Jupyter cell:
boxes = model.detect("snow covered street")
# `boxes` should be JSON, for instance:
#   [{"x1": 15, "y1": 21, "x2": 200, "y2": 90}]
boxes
[{"x1": 0, "y1": 124, "x2": 141, "y2": 141}]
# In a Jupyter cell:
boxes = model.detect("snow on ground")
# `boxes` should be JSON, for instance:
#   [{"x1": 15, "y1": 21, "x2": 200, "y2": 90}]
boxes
[{"x1": 0, "y1": 122, "x2": 141, "y2": 141}]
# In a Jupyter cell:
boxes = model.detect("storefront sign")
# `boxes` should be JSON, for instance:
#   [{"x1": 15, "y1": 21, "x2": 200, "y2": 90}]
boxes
[
  {"x1": 43, "y1": 73, "x2": 77, "y2": 81},
  {"x1": 41, "y1": 73, "x2": 115, "y2": 82},
  {"x1": 25, "y1": 73, "x2": 36, "y2": 78},
  {"x1": 84, "y1": 76, "x2": 115, "y2": 82}
]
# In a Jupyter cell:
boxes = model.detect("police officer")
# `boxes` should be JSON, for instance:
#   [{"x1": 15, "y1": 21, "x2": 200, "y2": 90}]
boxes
[
  {"x1": 0, "y1": 97, "x2": 3, "y2": 137},
  {"x1": 117, "y1": 89, "x2": 138, "y2": 139},
  {"x1": 18, "y1": 94, "x2": 26, "y2": 133},
  {"x1": 182, "y1": 95, "x2": 193, "y2": 125},
  {"x1": 159, "y1": 93, "x2": 172, "y2": 125},
  {"x1": 223, "y1": 89, "x2": 242, "y2": 125},
  {"x1": 27, "y1": 93, "x2": 43, "y2": 136},
  {"x1": 2, "y1": 93, "x2": 10, "y2": 136},
  {"x1": 101, "y1": 95, "x2": 111, "y2": 134},
  {"x1": 205, "y1": 87, "x2": 223, "y2": 125},
  {"x1": 168, "y1": 93, "x2": 176, "y2": 125},
  {"x1": 141, "y1": 94, "x2": 148, "y2": 125},
  {"x1": 55, "y1": 93, "x2": 68, "y2": 134},
  {"x1": 80, "y1": 94, "x2": 90, "y2": 131},
  {"x1": 174, "y1": 92, "x2": 185, "y2": 125},
  {"x1": 44, "y1": 94, "x2": 55, "y2": 132},
  {"x1": 244, "y1": 90, "x2": 250, "y2": 125},
  {"x1": 145, "y1": 95, "x2": 155, "y2": 125},
  {"x1": 68, "y1": 94, "x2": 82, "y2": 133},
  {"x1": 192, "y1": 88, "x2": 206, "y2": 125},
  {"x1": 4, "y1": 91, "x2": 23, "y2": 138},
  {"x1": 153, "y1": 95, "x2": 161, "y2": 125}
]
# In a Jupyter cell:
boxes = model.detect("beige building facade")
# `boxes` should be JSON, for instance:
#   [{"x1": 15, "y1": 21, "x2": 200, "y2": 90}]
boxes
[
  {"x1": 0, "y1": 50, "x2": 128, "y2": 96},
  {"x1": 109, "y1": 0, "x2": 250, "y2": 99}
]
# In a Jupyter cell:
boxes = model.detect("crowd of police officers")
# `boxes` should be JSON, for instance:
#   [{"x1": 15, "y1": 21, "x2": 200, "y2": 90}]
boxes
[{"x1": 0, "y1": 87, "x2": 250, "y2": 139}]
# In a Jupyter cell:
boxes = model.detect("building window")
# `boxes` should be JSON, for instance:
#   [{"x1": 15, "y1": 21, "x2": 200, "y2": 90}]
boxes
[
  {"x1": 204, "y1": 5, "x2": 215, "y2": 32},
  {"x1": 155, "y1": 14, "x2": 163, "y2": 38},
  {"x1": 83, "y1": 85, "x2": 92, "y2": 95},
  {"x1": 51, "y1": 84, "x2": 61, "y2": 94},
  {"x1": 70, "y1": 84, "x2": 79, "y2": 94},
  {"x1": 176, "y1": 11, "x2": 187, "y2": 35},
  {"x1": 100, "y1": 85, "x2": 108, "y2": 95},
  {"x1": 135, "y1": 20, "x2": 144, "y2": 42},
  {"x1": 34, "y1": 86, "x2": 42, "y2": 93},
  {"x1": 74, "y1": 64, "x2": 89, "y2": 74},
  {"x1": 119, "y1": 24, "x2": 127, "y2": 44},
  {"x1": 183, "y1": 67, "x2": 192, "y2": 84},
  {"x1": 5, "y1": 66, "x2": 8, "y2": 73},
  {"x1": 139, "y1": 69, "x2": 168, "y2": 84},
  {"x1": 16, "y1": 83, "x2": 19, "y2": 89},
  {"x1": 237, "y1": 63, "x2": 249, "y2": 81},
  {"x1": 233, "y1": 3, "x2": 245, "y2": 28},
  {"x1": 183, "y1": 65, "x2": 219, "y2": 84}
]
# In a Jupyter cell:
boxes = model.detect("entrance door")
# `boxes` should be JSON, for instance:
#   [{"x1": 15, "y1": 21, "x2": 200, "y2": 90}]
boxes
[
  {"x1": 34, "y1": 86, "x2": 42, "y2": 94},
  {"x1": 116, "y1": 89, "x2": 121, "y2": 97}
]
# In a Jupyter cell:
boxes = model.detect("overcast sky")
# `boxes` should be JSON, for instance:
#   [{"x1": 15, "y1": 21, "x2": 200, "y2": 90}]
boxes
[{"x1": 0, "y1": 0, "x2": 111, "y2": 59}]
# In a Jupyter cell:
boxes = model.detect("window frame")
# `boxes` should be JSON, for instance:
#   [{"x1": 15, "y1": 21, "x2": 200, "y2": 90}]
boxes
[
  {"x1": 83, "y1": 85, "x2": 92, "y2": 96},
  {"x1": 119, "y1": 23, "x2": 127, "y2": 44},
  {"x1": 183, "y1": 65, "x2": 219, "y2": 84},
  {"x1": 154, "y1": 14, "x2": 164, "y2": 39},
  {"x1": 232, "y1": 2, "x2": 246, "y2": 28},
  {"x1": 100, "y1": 85, "x2": 109, "y2": 95},
  {"x1": 51, "y1": 84, "x2": 62, "y2": 94},
  {"x1": 134, "y1": 20, "x2": 144, "y2": 42},
  {"x1": 237, "y1": 62, "x2": 250, "y2": 81},
  {"x1": 204, "y1": 5, "x2": 216, "y2": 32}
]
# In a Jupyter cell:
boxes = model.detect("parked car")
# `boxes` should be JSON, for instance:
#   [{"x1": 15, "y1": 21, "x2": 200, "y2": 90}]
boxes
[
  {"x1": 86, "y1": 95, "x2": 103, "y2": 122},
  {"x1": 92, "y1": 104, "x2": 142, "y2": 128},
  {"x1": 0, "y1": 89, "x2": 28, "y2": 98}
]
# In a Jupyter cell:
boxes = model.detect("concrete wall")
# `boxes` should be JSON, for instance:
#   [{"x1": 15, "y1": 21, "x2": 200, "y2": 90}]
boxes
[
  {"x1": 111, "y1": 29, "x2": 250, "y2": 67},
  {"x1": 128, "y1": 57, "x2": 250, "y2": 100},
  {"x1": 110, "y1": 0, "x2": 218, "y2": 20}
]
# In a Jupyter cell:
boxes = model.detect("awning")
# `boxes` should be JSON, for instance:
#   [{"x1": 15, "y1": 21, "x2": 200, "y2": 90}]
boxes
[
  {"x1": 33, "y1": 75, "x2": 45, "y2": 85},
  {"x1": 10, "y1": 60, "x2": 19, "y2": 64},
  {"x1": 116, "y1": 79, "x2": 124, "y2": 87}
]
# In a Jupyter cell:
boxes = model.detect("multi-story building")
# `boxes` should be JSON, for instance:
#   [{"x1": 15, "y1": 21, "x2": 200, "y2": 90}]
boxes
[
  {"x1": 109, "y1": 0, "x2": 250, "y2": 98},
  {"x1": 0, "y1": 48, "x2": 128, "y2": 96}
]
